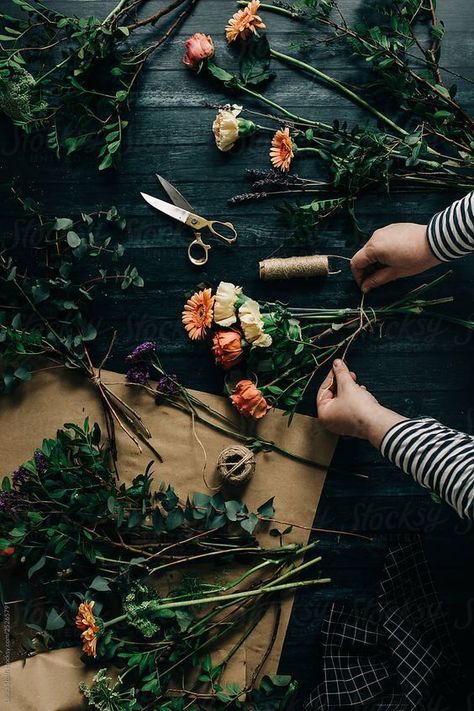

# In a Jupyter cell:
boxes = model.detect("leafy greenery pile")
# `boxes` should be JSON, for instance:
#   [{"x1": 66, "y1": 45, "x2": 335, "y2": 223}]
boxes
[
  {"x1": 0, "y1": 189, "x2": 149, "y2": 457},
  {"x1": 197, "y1": 0, "x2": 474, "y2": 243},
  {"x1": 0, "y1": 420, "x2": 326, "y2": 709},
  {"x1": 0, "y1": 0, "x2": 200, "y2": 170}
]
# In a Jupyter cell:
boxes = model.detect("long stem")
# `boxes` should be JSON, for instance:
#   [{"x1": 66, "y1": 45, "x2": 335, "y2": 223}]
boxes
[{"x1": 270, "y1": 49, "x2": 408, "y2": 136}]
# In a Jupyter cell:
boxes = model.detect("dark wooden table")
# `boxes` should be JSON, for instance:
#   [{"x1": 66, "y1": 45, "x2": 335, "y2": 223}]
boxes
[{"x1": 1, "y1": 0, "x2": 474, "y2": 705}]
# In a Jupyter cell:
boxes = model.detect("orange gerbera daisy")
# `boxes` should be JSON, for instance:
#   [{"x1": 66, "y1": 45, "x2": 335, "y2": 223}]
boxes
[
  {"x1": 182, "y1": 288, "x2": 215, "y2": 340},
  {"x1": 225, "y1": 0, "x2": 266, "y2": 43},
  {"x1": 270, "y1": 127, "x2": 294, "y2": 172},
  {"x1": 75, "y1": 601, "x2": 100, "y2": 658}
]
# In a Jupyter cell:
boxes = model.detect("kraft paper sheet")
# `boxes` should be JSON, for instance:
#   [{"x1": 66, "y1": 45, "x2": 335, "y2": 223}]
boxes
[{"x1": 0, "y1": 370, "x2": 337, "y2": 710}]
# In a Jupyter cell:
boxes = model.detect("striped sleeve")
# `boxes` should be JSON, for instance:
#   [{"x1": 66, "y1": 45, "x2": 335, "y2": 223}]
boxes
[
  {"x1": 427, "y1": 191, "x2": 474, "y2": 261},
  {"x1": 380, "y1": 417, "x2": 474, "y2": 519}
]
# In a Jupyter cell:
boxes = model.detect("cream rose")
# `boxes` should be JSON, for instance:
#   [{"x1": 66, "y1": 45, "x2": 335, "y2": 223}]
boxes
[
  {"x1": 238, "y1": 298, "x2": 272, "y2": 348},
  {"x1": 214, "y1": 281, "x2": 242, "y2": 326}
]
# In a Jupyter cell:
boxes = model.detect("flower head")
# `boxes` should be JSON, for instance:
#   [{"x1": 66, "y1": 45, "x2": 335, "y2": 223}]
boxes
[
  {"x1": 182, "y1": 288, "x2": 215, "y2": 340},
  {"x1": 238, "y1": 298, "x2": 272, "y2": 348},
  {"x1": 183, "y1": 33, "x2": 215, "y2": 70},
  {"x1": 0, "y1": 490, "x2": 21, "y2": 514},
  {"x1": 34, "y1": 450, "x2": 48, "y2": 476},
  {"x1": 212, "y1": 329, "x2": 243, "y2": 370},
  {"x1": 155, "y1": 374, "x2": 179, "y2": 399},
  {"x1": 225, "y1": 0, "x2": 266, "y2": 43},
  {"x1": 76, "y1": 601, "x2": 100, "y2": 658},
  {"x1": 212, "y1": 106, "x2": 256, "y2": 152},
  {"x1": 214, "y1": 281, "x2": 242, "y2": 326},
  {"x1": 231, "y1": 379, "x2": 271, "y2": 419},
  {"x1": 126, "y1": 364, "x2": 150, "y2": 385},
  {"x1": 12, "y1": 466, "x2": 30, "y2": 491},
  {"x1": 126, "y1": 341, "x2": 156, "y2": 364},
  {"x1": 270, "y1": 127, "x2": 294, "y2": 172}
]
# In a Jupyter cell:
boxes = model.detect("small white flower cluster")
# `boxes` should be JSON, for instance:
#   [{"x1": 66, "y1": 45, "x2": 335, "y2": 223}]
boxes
[{"x1": 214, "y1": 281, "x2": 272, "y2": 348}]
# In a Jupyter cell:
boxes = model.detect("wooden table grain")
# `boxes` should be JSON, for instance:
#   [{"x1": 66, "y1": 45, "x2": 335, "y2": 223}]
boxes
[{"x1": 1, "y1": 0, "x2": 473, "y2": 703}]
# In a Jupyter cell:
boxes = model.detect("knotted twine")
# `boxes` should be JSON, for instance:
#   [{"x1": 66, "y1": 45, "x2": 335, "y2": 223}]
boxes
[{"x1": 216, "y1": 445, "x2": 256, "y2": 487}]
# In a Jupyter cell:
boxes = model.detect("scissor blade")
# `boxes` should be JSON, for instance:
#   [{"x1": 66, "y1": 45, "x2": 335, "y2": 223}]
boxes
[
  {"x1": 156, "y1": 174, "x2": 194, "y2": 213},
  {"x1": 140, "y1": 192, "x2": 190, "y2": 224}
]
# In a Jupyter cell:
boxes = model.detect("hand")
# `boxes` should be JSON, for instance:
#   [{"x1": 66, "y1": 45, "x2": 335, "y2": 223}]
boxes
[
  {"x1": 351, "y1": 223, "x2": 441, "y2": 293},
  {"x1": 316, "y1": 359, "x2": 406, "y2": 447}
]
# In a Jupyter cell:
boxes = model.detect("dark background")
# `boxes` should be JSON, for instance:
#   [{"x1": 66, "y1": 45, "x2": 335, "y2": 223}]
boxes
[{"x1": 1, "y1": 0, "x2": 473, "y2": 706}]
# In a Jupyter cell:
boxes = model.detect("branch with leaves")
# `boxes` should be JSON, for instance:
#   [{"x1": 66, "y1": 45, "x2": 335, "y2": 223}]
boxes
[
  {"x1": 0, "y1": 0, "x2": 200, "y2": 170},
  {"x1": 184, "y1": 0, "x2": 474, "y2": 245},
  {"x1": 0, "y1": 420, "x2": 327, "y2": 709}
]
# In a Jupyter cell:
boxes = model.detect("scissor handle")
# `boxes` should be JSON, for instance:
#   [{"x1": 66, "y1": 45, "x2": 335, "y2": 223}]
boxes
[
  {"x1": 207, "y1": 220, "x2": 237, "y2": 244},
  {"x1": 188, "y1": 234, "x2": 210, "y2": 266}
]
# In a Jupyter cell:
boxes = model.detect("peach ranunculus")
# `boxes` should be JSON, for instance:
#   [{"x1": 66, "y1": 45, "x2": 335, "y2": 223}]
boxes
[
  {"x1": 270, "y1": 127, "x2": 294, "y2": 172},
  {"x1": 225, "y1": 1, "x2": 266, "y2": 43},
  {"x1": 182, "y1": 288, "x2": 215, "y2": 340},
  {"x1": 75, "y1": 601, "x2": 100, "y2": 658},
  {"x1": 183, "y1": 33, "x2": 215, "y2": 70},
  {"x1": 212, "y1": 329, "x2": 243, "y2": 370},
  {"x1": 231, "y1": 379, "x2": 271, "y2": 419}
]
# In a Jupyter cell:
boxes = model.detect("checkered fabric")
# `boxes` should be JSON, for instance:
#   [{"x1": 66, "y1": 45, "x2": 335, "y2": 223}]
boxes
[{"x1": 306, "y1": 537, "x2": 462, "y2": 710}]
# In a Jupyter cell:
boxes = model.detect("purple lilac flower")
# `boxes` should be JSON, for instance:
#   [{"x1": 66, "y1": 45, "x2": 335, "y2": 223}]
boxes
[
  {"x1": 126, "y1": 364, "x2": 150, "y2": 385},
  {"x1": 12, "y1": 466, "x2": 30, "y2": 491},
  {"x1": 126, "y1": 341, "x2": 157, "y2": 364},
  {"x1": 0, "y1": 490, "x2": 21, "y2": 514},
  {"x1": 34, "y1": 451, "x2": 48, "y2": 476},
  {"x1": 155, "y1": 374, "x2": 179, "y2": 401}
]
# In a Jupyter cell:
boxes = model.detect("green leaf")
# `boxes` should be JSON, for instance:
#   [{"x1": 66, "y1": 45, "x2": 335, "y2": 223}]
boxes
[
  {"x1": 90, "y1": 575, "x2": 111, "y2": 592},
  {"x1": 54, "y1": 218, "x2": 74, "y2": 231},
  {"x1": 28, "y1": 555, "x2": 46, "y2": 579},
  {"x1": 66, "y1": 231, "x2": 81, "y2": 248},
  {"x1": 240, "y1": 36, "x2": 273, "y2": 86},
  {"x1": 207, "y1": 61, "x2": 235, "y2": 83},
  {"x1": 46, "y1": 608, "x2": 65, "y2": 630},
  {"x1": 257, "y1": 497, "x2": 274, "y2": 520}
]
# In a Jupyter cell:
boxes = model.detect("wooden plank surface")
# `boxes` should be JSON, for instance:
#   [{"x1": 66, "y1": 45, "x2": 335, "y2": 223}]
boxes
[{"x1": 1, "y1": 0, "x2": 473, "y2": 704}]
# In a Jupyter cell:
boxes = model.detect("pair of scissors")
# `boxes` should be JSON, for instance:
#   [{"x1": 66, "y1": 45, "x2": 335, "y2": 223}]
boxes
[{"x1": 141, "y1": 175, "x2": 238, "y2": 266}]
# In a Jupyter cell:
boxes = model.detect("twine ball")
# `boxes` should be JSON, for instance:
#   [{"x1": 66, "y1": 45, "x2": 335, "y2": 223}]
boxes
[{"x1": 216, "y1": 445, "x2": 256, "y2": 487}]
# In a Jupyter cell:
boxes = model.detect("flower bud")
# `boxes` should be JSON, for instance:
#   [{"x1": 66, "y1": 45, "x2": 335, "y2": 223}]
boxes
[{"x1": 183, "y1": 33, "x2": 215, "y2": 71}]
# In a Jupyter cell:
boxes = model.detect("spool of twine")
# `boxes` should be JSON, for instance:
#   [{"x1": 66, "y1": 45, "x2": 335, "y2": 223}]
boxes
[
  {"x1": 216, "y1": 445, "x2": 256, "y2": 487},
  {"x1": 259, "y1": 255, "x2": 329, "y2": 281}
]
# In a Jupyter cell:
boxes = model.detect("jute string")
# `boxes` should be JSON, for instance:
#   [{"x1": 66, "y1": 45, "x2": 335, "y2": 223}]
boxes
[
  {"x1": 216, "y1": 445, "x2": 256, "y2": 487},
  {"x1": 259, "y1": 255, "x2": 329, "y2": 280}
]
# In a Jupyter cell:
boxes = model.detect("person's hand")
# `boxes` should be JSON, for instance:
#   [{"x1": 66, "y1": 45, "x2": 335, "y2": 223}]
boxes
[
  {"x1": 351, "y1": 223, "x2": 441, "y2": 293},
  {"x1": 316, "y1": 359, "x2": 406, "y2": 447}
]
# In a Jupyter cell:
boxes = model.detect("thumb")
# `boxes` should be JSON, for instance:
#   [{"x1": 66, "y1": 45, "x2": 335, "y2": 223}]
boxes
[
  {"x1": 332, "y1": 359, "x2": 354, "y2": 391},
  {"x1": 361, "y1": 266, "x2": 397, "y2": 293}
]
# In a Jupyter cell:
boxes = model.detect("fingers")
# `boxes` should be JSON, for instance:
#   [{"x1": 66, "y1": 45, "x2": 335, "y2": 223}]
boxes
[
  {"x1": 351, "y1": 244, "x2": 378, "y2": 287},
  {"x1": 332, "y1": 359, "x2": 356, "y2": 391},
  {"x1": 360, "y1": 266, "x2": 397, "y2": 293},
  {"x1": 316, "y1": 369, "x2": 334, "y2": 407}
]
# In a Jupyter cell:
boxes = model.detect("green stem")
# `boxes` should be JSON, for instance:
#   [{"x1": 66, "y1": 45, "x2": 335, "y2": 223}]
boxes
[
  {"x1": 104, "y1": 577, "x2": 330, "y2": 627},
  {"x1": 236, "y1": 82, "x2": 330, "y2": 128},
  {"x1": 270, "y1": 48, "x2": 408, "y2": 136}
]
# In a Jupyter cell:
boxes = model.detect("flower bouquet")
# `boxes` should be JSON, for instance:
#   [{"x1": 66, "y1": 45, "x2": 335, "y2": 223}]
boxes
[{"x1": 181, "y1": 275, "x2": 474, "y2": 420}]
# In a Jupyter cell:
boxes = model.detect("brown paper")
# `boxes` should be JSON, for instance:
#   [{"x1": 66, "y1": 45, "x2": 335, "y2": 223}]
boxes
[{"x1": 0, "y1": 370, "x2": 337, "y2": 709}]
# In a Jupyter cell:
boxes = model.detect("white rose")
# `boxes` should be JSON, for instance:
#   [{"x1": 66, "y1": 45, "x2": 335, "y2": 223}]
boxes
[
  {"x1": 239, "y1": 298, "x2": 272, "y2": 348},
  {"x1": 214, "y1": 281, "x2": 242, "y2": 327}
]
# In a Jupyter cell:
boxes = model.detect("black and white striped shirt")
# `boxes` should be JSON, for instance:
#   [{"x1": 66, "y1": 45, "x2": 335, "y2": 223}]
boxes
[{"x1": 380, "y1": 192, "x2": 474, "y2": 519}]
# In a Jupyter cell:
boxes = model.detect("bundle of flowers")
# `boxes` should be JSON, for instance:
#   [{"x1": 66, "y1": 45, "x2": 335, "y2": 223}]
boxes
[
  {"x1": 182, "y1": 275, "x2": 474, "y2": 420},
  {"x1": 0, "y1": 420, "x2": 327, "y2": 709}
]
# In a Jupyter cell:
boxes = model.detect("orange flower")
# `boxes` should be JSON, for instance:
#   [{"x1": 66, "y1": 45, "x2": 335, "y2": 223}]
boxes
[
  {"x1": 270, "y1": 127, "x2": 294, "y2": 172},
  {"x1": 225, "y1": 0, "x2": 266, "y2": 43},
  {"x1": 230, "y1": 379, "x2": 271, "y2": 419},
  {"x1": 182, "y1": 288, "x2": 215, "y2": 340},
  {"x1": 75, "y1": 601, "x2": 99, "y2": 658},
  {"x1": 183, "y1": 33, "x2": 215, "y2": 70},
  {"x1": 212, "y1": 329, "x2": 243, "y2": 370}
]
